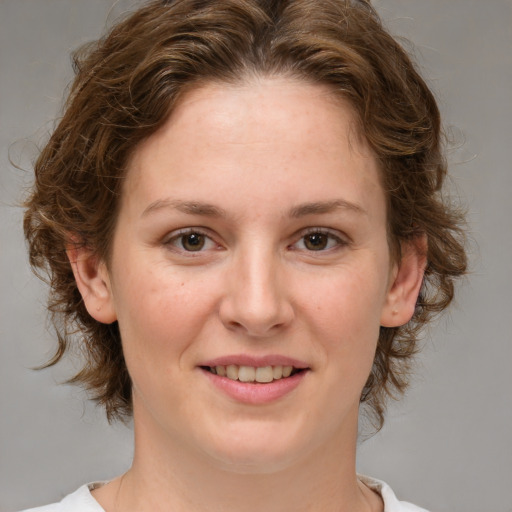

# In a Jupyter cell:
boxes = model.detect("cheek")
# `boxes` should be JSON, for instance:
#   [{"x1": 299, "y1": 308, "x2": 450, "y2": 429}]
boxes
[
  {"x1": 303, "y1": 266, "x2": 386, "y2": 332},
  {"x1": 297, "y1": 264, "x2": 387, "y2": 375},
  {"x1": 112, "y1": 268, "x2": 217, "y2": 365}
]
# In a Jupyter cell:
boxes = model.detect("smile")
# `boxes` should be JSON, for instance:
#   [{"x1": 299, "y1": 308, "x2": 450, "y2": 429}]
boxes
[
  {"x1": 200, "y1": 359, "x2": 309, "y2": 403},
  {"x1": 204, "y1": 365, "x2": 301, "y2": 383}
]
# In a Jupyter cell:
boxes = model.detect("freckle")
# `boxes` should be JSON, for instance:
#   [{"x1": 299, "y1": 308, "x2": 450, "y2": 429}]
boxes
[{"x1": 181, "y1": 282, "x2": 185, "y2": 287}]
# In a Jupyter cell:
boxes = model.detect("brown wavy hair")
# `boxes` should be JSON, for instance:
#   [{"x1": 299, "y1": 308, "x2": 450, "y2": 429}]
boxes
[{"x1": 24, "y1": 0, "x2": 467, "y2": 427}]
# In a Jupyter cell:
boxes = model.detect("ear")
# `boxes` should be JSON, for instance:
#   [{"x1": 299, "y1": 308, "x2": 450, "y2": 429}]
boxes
[
  {"x1": 380, "y1": 235, "x2": 427, "y2": 328},
  {"x1": 67, "y1": 243, "x2": 117, "y2": 324}
]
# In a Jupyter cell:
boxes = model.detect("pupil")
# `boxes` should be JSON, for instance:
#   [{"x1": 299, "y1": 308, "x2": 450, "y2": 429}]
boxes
[
  {"x1": 183, "y1": 233, "x2": 205, "y2": 251},
  {"x1": 305, "y1": 233, "x2": 328, "y2": 250}
]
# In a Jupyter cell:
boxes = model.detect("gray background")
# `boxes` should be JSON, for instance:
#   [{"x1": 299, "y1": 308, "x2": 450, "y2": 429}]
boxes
[{"x1": 1, "y1": 1, "x2": 511, "y2": 511}]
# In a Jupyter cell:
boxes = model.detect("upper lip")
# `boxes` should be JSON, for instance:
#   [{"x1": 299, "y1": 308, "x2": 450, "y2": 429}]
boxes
[{"x1": 200, "y1": 354, "x2": 310, "y2": 369}]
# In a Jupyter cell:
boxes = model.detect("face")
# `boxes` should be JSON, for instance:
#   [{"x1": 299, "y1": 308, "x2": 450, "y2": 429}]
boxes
[{"x1": 81, "y1": 78, "x2": 420, "y2": 472}]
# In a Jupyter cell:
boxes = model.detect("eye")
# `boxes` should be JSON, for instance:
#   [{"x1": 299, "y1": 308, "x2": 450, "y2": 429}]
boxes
[
  {"x1": 293, "y1": 230, "x2": 346, "y2": 252},
  {"x1": 165, "y1": 229, "x2": 218, "y2": 252}
]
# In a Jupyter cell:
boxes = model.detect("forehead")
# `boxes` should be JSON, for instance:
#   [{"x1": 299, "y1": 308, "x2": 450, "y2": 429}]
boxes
[
  {"x1": 123, "y1": 77, "x2": 384, "y2": 222},
  {"x1": 162, "y1": 77, "x2": 367, "y2": 156}
]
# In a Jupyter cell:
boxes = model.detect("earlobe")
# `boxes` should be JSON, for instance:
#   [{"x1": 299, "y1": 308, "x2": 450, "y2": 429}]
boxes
[
  {"x1": 380, "y1": 235, "x2": 427, "y2": 328},
  {"x1": 66, "y1": 243, "x2": 117, "y2": 324}
]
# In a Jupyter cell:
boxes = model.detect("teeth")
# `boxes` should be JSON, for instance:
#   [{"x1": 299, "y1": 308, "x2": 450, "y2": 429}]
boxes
[
  {"x1": 238, "y1": 366, "x2": 256, "y2": 382},
  {"x1": 255, "y1": 366, "x2": 274, "y2": 383},
  {"x1": 226, "y1": 365, "x2": 238, "y2": 380},
  {"x1": 209, "y1": 364, "x2": 300, "y2": 383}
]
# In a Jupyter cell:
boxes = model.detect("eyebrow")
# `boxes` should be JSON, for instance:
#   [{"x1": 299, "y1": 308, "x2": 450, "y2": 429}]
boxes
[
  {"x1": 288, "y1": 199, "x2": 367, "y2": 218},
  {"x1": 141, "y1": 199, "x2": 227, "y2": 218},
  {"x1": 141, "y1": 198, "x2": 366, "y2": 219}
]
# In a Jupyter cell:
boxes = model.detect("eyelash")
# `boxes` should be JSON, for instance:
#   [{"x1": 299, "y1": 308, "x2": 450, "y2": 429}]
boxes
[
  {"x1": 163, "y1": 227, "x2": 348, "y2": 254},
  {"x1": 290, "y1": 228, "x2": 348, "y2": 252},
  {"x1": 163, "y1": 228, "x2": 220, "y2": 253}
]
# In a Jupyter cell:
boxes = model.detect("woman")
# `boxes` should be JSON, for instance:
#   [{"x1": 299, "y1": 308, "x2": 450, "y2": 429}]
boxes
[{"x1": 22, "y1": 0, "x2": 467, "y2": 511}]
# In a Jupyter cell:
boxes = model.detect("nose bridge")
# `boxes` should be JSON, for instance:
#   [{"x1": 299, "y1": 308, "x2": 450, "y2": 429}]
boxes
[{"x1": 220, "y1": 240, "x2": 292, "y2": 336}]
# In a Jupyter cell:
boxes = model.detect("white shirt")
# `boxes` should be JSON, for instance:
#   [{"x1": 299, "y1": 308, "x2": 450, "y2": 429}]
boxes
[{"x1": 20, "y1": 476, "x2": 429, "y2": 512}]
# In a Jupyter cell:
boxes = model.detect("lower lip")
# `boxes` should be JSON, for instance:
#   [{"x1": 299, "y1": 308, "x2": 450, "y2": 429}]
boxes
[{"x1": 201, "y1": 369, "x2": 308, "y2": 404}]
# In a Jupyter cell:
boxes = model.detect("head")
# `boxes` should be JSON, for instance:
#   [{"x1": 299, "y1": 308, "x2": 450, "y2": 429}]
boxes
[{"x1": 24, "y1": 0, "x2": 466, "y2": 430}]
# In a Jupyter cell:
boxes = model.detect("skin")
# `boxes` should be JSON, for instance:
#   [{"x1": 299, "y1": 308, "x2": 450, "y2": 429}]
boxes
[{"x1": 70, "y1": 77, "x2": 425, "y2": 512}]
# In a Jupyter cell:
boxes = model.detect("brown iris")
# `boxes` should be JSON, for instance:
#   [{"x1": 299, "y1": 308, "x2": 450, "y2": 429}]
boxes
[
  {"x1": 181, "y1": 233, "x2": 205, "y2": 251},
  {"x1": 303, "y1": 233, "x2": 329, "y2": 251}
]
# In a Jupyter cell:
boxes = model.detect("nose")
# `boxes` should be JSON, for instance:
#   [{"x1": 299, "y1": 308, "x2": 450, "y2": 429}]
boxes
[{"x1": 219, "y1": 247, "x2": 294, "y2": 337}]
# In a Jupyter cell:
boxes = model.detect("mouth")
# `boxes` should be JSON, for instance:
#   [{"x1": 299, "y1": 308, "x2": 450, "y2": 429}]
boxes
[
  {"x1": 199, "y1": 358, "x2": 310, "y2": 403},
  {"x1": 200, "y1": 365, "x2": 306, "y2": 383}
]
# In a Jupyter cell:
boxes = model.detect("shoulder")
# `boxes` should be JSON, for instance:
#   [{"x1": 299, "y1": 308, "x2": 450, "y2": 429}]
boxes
[
  {"x1": 19, "y1": 483, "x2": 106, "y2": 512},
  {"x1": 359, "y1": 475, "x2": 430, "y2": 512},
  {"x1": 20, "y1": 477, "x2": 428, "y2": 512}
]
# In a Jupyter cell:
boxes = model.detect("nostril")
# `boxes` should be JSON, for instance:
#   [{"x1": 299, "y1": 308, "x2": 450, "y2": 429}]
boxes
[
  {"x1": 226, "y1": 319, "x2": 285, "y2": 335},
  {"x1": 219, "y1": 291, "x2": 294, "y2": 336}
]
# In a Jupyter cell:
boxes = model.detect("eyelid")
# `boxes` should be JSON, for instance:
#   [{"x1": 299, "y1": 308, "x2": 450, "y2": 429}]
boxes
[
  {"x1": 163, "y1": 227, "x2": 221, "y2": 253},
  {"x1": 161, "y1": 226, "x2": 349, "y2": 254},
  {"x1": 290, "y1": 227, "x2": 350, "y2": 251}
]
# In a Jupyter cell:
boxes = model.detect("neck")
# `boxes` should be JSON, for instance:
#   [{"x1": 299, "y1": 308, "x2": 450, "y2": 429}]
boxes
[{"x1": 95, "y1": 400, "x2": 382, "y2": 512}]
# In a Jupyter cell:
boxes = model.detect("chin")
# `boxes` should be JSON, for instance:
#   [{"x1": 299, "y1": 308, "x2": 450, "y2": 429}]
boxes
[
  {"x1": 204, "y1": 445, "x2": 301, "y2": 475},
  {"x1": 196, "y1": 420, "x2": 315, "y2": 474}
]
